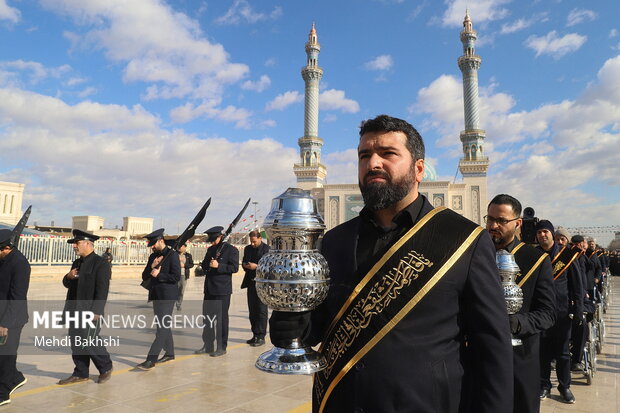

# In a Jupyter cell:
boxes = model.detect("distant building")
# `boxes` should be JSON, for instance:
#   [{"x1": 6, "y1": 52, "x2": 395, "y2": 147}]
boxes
[
  {"x1": 296, "y1": 15, "x2": 489, "y2": 230},
  {"x1": 72, "y1": 216, "x2": 105, "y2": 232},
  {"x1": 71, "y1": 215, "x2": 153, "y2": 239},
  {"x1": 0, "y1": 181, "x2": 25, "y2": 226},
  {"x1": 123, "y1": 216, "x2": 154, "y2": 236}
]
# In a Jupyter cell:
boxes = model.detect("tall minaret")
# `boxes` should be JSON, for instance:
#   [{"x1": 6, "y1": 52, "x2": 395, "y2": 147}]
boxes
[
  {"x1": 294, "y1": 23, "x2": 327, "y2": 190},
  {"x1": 457, "y1": 11, "x2": 489, "y2": 224}
]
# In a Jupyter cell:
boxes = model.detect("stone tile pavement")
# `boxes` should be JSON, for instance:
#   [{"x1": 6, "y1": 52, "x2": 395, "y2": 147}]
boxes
[{"x1": 4, "y1": 269, "x2": 619, "y2": 412}]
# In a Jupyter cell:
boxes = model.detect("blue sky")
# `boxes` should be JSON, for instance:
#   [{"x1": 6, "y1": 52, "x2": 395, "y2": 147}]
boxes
[{"x1": 0, "y1": 0, "x2": 618, "y2": 242}]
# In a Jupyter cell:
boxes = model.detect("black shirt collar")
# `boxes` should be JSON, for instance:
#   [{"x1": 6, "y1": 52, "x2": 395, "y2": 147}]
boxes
[{"x1": 359, "y1": 194, "x2": 424, "y2": 232}]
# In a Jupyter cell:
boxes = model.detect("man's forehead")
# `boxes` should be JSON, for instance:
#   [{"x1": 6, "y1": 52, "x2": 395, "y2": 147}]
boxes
[{"x1": 358, "y1": 131, "x2": 407, "y2": 149}]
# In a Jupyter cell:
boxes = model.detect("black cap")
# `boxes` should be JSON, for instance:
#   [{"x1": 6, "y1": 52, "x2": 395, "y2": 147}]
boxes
[
  {"x1": 571, "y1": 235, "x2": 585, "y2": 243},
  {"x1": 67, "y1": 229, "x2": 100, "y2": 244},
  {"x1": 204, "y1": 226, "x2": 224, "y2": 242},
  {"x1": 0, "y1": 229, "x2": 13, "y2": 248},
  {"x1": 535, "y1": 219, "x2": 554, "y2": 236},
  {"x1": 144, "y1": 228, "x2": 165, "y2": 247}
]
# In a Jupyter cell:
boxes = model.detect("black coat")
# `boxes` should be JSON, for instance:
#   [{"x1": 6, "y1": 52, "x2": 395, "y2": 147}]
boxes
[
  {"x1": 63, "y1": 252, "x2": 110, "y2": 315},
  {"x1": 241, "y1": 242, "x2": 270, "y2": 289},
  {"x1": 201, "y1": 242, "x2": 239, "y2": 295},
  {"x1": 538, "y1": 243, "x2": 584, "y2": 318},
  {"x1": 142, "y1": 247, "x2": 181, "y2": 301},
  {"x1": 181, "y1": 252, "x2": 194, "y2": 279},
  {"x1": 0, "y1": 248, "x2": 30, "y2": 328},
  {"x1": 310, "y1": 198, "x2": 513, "y2": 413},
  {"x1": 509, "y1": 238, "x2": 556, "y2": 413}
]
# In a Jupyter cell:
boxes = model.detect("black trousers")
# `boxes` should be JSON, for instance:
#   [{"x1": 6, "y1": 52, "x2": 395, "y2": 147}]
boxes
[
  {"x1": 570, "y1": 316, "x2": 587, "y2": 365},
  {"x1": 147, "y1": 300, "x2": 175, "y2": 362},
  {"x1": 246, "y1": 282, "x2": 268, "y2": 339},
  {"x1": 0, "y1": 327, "x2": 24, "y2": 399},
  {"x1": 69, "y1": 325, "x2": 113, "y2": 378},
  {"x1": 540, "y1": 314, "x2": 572, "y2": 391},
  {"x1": 513, "y1": 336, "x2": 540, "y2": 413},
  {"x1": 202, "y1": 294, "x2": 230, "y2": 352}
]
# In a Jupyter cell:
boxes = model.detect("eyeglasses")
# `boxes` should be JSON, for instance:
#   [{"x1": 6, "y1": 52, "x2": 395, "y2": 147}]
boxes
[{"x1": 483, "y1": 215, "x2": 519, "y2": 226}]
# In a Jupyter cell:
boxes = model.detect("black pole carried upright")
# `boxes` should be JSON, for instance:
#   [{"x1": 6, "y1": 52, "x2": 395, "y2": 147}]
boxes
[{"x1": 11, "y1": 205, "x2": 32, "y2": 248}]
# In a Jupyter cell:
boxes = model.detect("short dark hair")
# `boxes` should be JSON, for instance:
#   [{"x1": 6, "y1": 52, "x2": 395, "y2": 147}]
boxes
[
  {"x1": 488, "y1": 194, "x2": 522, "y2": 217},
  {"x1": 359, "y1": 114, "x2": 425, "y2": 160},
  {"x1": 249, "y1": 230, "x2": 261, "y2": 238}
]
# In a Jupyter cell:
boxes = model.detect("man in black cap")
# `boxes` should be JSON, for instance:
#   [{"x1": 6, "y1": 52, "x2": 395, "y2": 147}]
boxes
[
  {"x1": 58, "y1": 229, "x2": 113, "y2": 385},
  {"x1": 241, "y1": 230, "x2": 270, "y2": 347},
  {"x1": 536, "y1": 220, "x2": 583, "y2": 404},
  {"x1": 136, "y1": 228, "x2": 181, "y2": 370},
  {"x1": 570, "y1": 234, "x2": 594, "y2": 371},
  {"x1": 485, "y1": 195, "x2": 555, "y2": 413},
  {"x1": 0, "y1": 229, "x2": 30, "y2": 406},
  {"x1": 195, "y1": 226, "x2": 239, "y2": 357}
]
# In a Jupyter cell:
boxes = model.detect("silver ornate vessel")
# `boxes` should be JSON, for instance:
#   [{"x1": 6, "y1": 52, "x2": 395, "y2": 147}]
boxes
[
  {"x1": 255, "y1": 188, "x2": 330, "y2": 374},
  {"x1": 496, "y1": 250, "x2": 524, "y2": 346}
]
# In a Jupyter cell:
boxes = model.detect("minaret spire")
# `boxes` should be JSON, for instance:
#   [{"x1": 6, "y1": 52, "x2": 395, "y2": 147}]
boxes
[
  {"x1": 294, "y1": 23, "x2": 327, "y2": 190},
  {"x1": 457, "y1": 11, "x2": 489, "y2": 224}
]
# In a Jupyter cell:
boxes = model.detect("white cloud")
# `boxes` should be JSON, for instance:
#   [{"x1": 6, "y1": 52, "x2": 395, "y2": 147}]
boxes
[
  {"x1": 0, "y1": 0, "x2": 20, "y2": 23},
  {"x1": 241, "y1": 75, "x2": 271, "y2": 92},
  {"x1": 0, "y1": 60, "x2": 71, "y2": 85},
  {"x1": 525, "y1": 31, "x2": 587, "y2": 59},
  {"x1": 610, "y1": 29, "x2": 618, "y2": 38},
  {"x1": 566, "y1": 8, "x2": 597, "y2": 27},
  {"x1": 77, "y1": 86, "x2": 97, "y2": 98},
  {"x1": 170, "y1": 99, "x2": 252, "y2": 128},
  {"x1": 500, "y1": 13, "x2": 547, "y2": 35},
  {"x1": 410, "y1": 55, "x2": 620, "y2": 226},
  {"x1": 324, "y1": 149, "x2": 358, "y2": 185},
  {"x1": 319, "y1": 89, "x2": 360, "y2": 113},
  {"x1": 215, "y1": 0, "x2": 282, "y2": 25},
  {"x1": 500, "y1": 19, "x2": 531, "y2": 34},
  {"x1": 264, "y1": 58, "x2": 277, "y2": 67},
  {"x1": 364, "y1": 55, "x2": 393, "y2": 71},
  {"x1": 441, "y1": 0, "x2": 511, "y2": 27},
  {"x1": 41, "y1": 0, "x2": 250, "y2": 103},
  {"x1": 0, "y1": 86, "x2": 297, "y2": 228},
  {"x1": 265, "y1": 91, "x2": 302, "y2": 111}
]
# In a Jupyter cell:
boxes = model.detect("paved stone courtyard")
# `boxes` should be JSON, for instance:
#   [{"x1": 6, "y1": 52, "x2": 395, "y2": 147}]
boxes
[{"x1": 3, "y1": 269, "x2": 619, "y2": 412}]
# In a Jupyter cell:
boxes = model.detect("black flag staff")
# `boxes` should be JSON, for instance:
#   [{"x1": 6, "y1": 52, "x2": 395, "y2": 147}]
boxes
[
  {"x1": 11, "y1": 205, "x2": 32, "y2": 248},
  {"x1": 215, "y1": 197, "x2": 251, "y2": 258},
  {"x1": 153, "y1": 197, "x2": 212, "y2": 270}
]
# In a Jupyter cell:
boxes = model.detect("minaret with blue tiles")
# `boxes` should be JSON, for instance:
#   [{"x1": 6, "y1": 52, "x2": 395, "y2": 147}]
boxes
[
  {"x1": 457, "y1": 11, "x2": 489, "y2": 224},
  {"x1": 294, "y1": 23, "x2": 327, "y2": 190}
]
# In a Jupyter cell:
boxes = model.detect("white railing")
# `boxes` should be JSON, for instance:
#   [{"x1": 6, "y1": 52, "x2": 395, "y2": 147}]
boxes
[{"x1": 18, "y1": 235, "x2": 208, "y2": 266}]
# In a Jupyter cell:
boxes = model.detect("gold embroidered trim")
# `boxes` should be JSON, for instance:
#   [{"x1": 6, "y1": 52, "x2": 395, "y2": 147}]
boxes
[
  {"x1": 517, "y1": 253, "x2": 548, "y2": 288},
  {"x1": 317, "y1": 226, "x2": 484, "y2": 413},
  {"x1": 321, "y1": 206, "x2": 447, "y2": 342}
]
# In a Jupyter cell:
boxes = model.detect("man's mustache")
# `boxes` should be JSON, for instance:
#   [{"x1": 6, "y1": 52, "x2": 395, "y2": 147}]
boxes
[{"x1": 363, "y1": 170, "x2": 391, "y2": 183}]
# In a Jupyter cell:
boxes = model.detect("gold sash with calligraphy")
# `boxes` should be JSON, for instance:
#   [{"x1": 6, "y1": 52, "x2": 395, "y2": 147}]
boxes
[
  {"x1": 552, "y1": 245, "x2": 581, "y2": 280},
  {"x1": 512, "y1": 241, "x2": 549, "y2": 288},
  {"x1": 313, "y1": 207, "x2": 483, "y2": 413}
]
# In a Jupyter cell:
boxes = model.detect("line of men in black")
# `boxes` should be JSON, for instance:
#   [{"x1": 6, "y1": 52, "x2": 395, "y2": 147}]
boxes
[{"x1": 1, "y1": 114, "x2": 617, "y2": 412}]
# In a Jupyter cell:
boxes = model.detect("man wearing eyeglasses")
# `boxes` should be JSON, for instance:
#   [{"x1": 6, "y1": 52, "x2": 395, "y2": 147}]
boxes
[{"x1": 485, "y1": 195, "x2": 555, "y2": 413}]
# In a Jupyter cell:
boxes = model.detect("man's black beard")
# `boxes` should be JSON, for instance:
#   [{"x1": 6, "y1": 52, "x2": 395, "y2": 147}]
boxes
[{"x1": 359, "y1": 169, "x2": 414, "y2": 211}]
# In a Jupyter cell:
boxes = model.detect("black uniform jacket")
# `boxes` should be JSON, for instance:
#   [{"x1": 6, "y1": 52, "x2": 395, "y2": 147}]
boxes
[
  {"x1": 63, "y1": 252, "x2": 110, "y2": 315},
  {"x1": 509, "y1": 237, "x2": 556, "y2": 348},
  {"x1": 182, "y1": 252, "x2": 194, "y2": 279},
  {"x1": 310, "y1": 196, "x2": 513, "y2": 413},
  {"x1": 241, "y1": 242, "x2": 270, "y2": 289},
  {"x1": 142, "y1": 247, "x2": 181, "y2": 301},
  {"x1": 201, "y1": 242, "x2": 239, "y2": 295},
  {"x1": 538, "y1": 243, "x2": 583, "y2": 318},
  {"x1": 0, "y1": 248, "x2": 30, "y2": 328}
]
